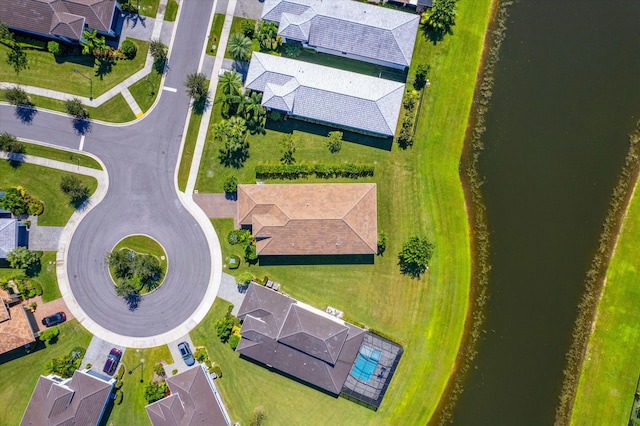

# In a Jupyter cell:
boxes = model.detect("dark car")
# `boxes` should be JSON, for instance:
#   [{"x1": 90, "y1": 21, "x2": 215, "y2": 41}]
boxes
[
  {"x1": 41, "y1": 312, "x2": 66, "y2": 327},
  {"x1": 103, "y1": 348, "x2": 122, "y2": 375},
  {"x1": 178, "y1": 342, "x2": 195, "y2": 366}
]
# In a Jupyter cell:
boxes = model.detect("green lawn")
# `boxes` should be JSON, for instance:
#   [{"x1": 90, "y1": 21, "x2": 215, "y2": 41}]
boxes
[
  {"x1": 0, "y1": 161, "x2": 97, "y2": 226},
  {"x1": 206, "y1": 14, "x2": 226, "y2": 56},
  {"x1": 102, "y1": 345, "x2": 173, "y2": 426},
  {"x1": 224, "y1": 17, "x2": 260, "y2": 60},
  {"x1": 194, "y1": 0, "x2": 493, "y2": 422},
  {"x1": 113, "y1": 234, "x2": 168, "y2": 276},
  {"x1": 128, "y1": 69, "x2": 162, "y2": 113},
  {"x1": 0, "y1": 39, "x2": 149, "y2": 98},
  {"x1": 164, "y1": 0, "x2": 178, "y2": 21},
  {"x1": 138, "y1": 0, "x2": 160, "y2": 18},
  {"x1": 570, "y1": 180, "x2": 640, "y2": 425},
  {"x1": 16, "y1": 140, "x2": 102, "y2": 169},
  {"x1": 0, "y1": 320, "x2": 93, "y2": 426},
  {"x1": 0, "y1": 251, "x2": 59, "y2": 302},
  {"x1": 176, "y1": 79, "x2": 209, "y2": 192}
]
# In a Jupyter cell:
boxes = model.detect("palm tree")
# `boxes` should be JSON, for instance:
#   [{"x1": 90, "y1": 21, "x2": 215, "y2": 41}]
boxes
[
  {"x1": 219, "y1": 71, "x2": 243, "y2": 96},
  {"x1": 227, "y1": 33, "x2": 252, "y2": 62}
]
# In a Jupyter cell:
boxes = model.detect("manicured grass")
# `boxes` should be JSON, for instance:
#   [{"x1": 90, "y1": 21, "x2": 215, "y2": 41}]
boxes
[
  {"x1": 102, "y1": 345, "x2": 173, "y2": 426},
  {"x1": 177, "y1": 110, "x2": 204, "y2": 192},
  {"x1": 0, "y1": 320, "x2": 93, "y2": 426},
  {"x1": 0, "y1": 161, "x2": 97, "y2": 226},
  {"x1": 138, "y1": 0, "x2": 160, "y2": 18},
  {"x1": 0, "y1": 252, "x2": 59, "y2": 302},
  {"x1": 224, "y1": 17, "x2": 259, "y2": 60},
  {"x1": 164, "y1": 0, "x2": 178, "y2": 21},
  {"x1": 194, "y1": 1, "x2": 493, "y2": 422},
  {"x1": 17, "y1": 140, "x2": 102, "y2": 169},
  {"x1": 206, "y1": 14, "x2": 226, "y2": 56},
  {"x1": 113, "y1": 235, "x2": 168, "y2": 273},
  {"x1": 570, "y1": 181, "x2": 640, "y2": 425},
  {"x1": 129, "y1": 69, "x2": 162, "y2": 113},
  {"x1": 0, "y1": 39, "x2": 149, "y2": 98}
]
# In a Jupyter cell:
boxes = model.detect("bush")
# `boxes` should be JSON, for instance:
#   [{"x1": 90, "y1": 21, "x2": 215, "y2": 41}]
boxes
[
  {"x1": 228, "y1": 255, "x2": 241, "y2": 269},
  {"x1": 236, "y1": 272, "x2": 253, "y2": 286},
  {"x1": 403, "y1": 95, "x2": 417, "y2": 111},
  {"x1": 85, "y1": 363, "x2": 92, "y2": 369},
  {"x1": 326, "y1": 131, "x2": 343, "y2": 153},
  {"x1": 39, "y1": 326, "x2": 59, "y2": 344},
  {"x1": 227, "y1": 229, "x2": 252, "y2": 245},
  {"x1": 172, "y1": 369, "x2": 178, "y2": 375},
  {"x1": 369, "y1": 328, "x2": 405, "y2": 347},
  {"x1": 144, "y1": 381, "x2": 168, "y2": 404},
  {"x1": 7, "y1": 247, "x2": 40, "y2": 270},
  {"x1": 64, "y1": 98, "x2": 88, "y2": 119},
  {"x1": 210, "y1": 364, "x2": 222, "y2": 378},
  {"x1": 229, "y1": 334, "x2": 241, "y2": 350},
  {"x1": 255, "y1": 163, "x2": 374, "y2": 180},
  {"x1": 270, "y1": 110, "x2": 281, "y2": 121},
  {"x1": 4, "y1": 87, "x2": 30, "y2": 106},
  {"x1": 377, "y1": 231, "x2": 388, "y2": 256},
  {"x1": 154, "y1": 363, "x2": 165, "y2": 376},
  {"x1": 117, "y1": 364, "x2": 126, "y2": 380},
  {"x1": 28, "y1": 199, "x2": 44, "y2": 216},
  {"x1": 250, "y1": 408, "x2": 266, "y2": 426},
  {"x1": 241, "y1": 19, "x2": 255, "y2": 38},
  {"x1": 115, "y1": 379, "x2": 123, "y2": 389},
  {"x1": 214, "y1": 312, "x2": 240, "y2": 343},
  {"x1": 194, "y1": 347, "x2": 208, "y2": 363},
  {"x1": 47, "y1": 41, "x2": 63, "y2": 56},
  {"x1": 398, "y1": 236, "x2": 434, "y2": 278},
  {"x1": 244, "y1": 244, "x2": 258, "y2": 262},
  {"x1": 121, "y1": 40, "x2": 137, "y2": 59},
  {"x1": 283, "y1": 41, "x2": 301, "y2": 58},
  {"x1": 114, "y1": 390, "x2": 124, "y2": 405},
  {"x1": 223, "y1": 176, "x2": 238, "y2": 193}
]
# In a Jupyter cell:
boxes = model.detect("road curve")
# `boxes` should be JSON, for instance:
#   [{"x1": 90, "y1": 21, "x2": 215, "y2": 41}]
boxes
[{"x1": 0, "y1": 0, "x2": 220, "y2": 346}]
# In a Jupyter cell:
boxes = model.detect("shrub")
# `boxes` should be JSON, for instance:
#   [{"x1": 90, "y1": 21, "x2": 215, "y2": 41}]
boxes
[
  {"x1": 114, "y1": 390, "x2": 123, "y2": 405},
  {"x1": 223, "y1": 175, "x2": 238, "y2": 193},
  {"x1": 194, "y1": 348, "x2": 208, "y2": 363},
  {"x1": 244, "y1": 244, "x2": 258, "y2": 262},
  {"x1": 283, "y1": 41, "x2": 301, "y2": 58},
  {"x1": 28, "y1": 199, "x2": 44, "y2": 216},
  {"x1": 153, "y1": 363, "x2": 165, "y2": 376},
  {"x1": 60, "y1": 175, "x2": 88, "y2": 203},
  {"x1": 369, "y1": 328, "x2": 405, "y2": 347},
  {"x1": 144, "y1": 381, "x2": 168, "y2": 404},
  {"x1": 64, "y1": 98, "x2": 88, "y2": 119},
  {"x1": 121, "y1": 40, "x2": 137, "y2": 59},
  {"x1": 39, "y1": 326, "x2": 59, "y2": 344},
  {"x1": 403, "y1": 95, "x2": 417, "y2": 111},
  {"x1": 377, "y1": 231, "x2": 388, "y2": 256},
  {"x1": 85, "y1": 363, "x2": 92, "y2": 369},
  {"x1": 7, "y1": 247, "x2": 40, "y2": 270},
  {"x1": 211, "y1": 364, "x2": 222, "y2": 378},
  {"x1": 270, "y1": 110, "x2": 281, "y2": 121},
  {"x1": 228, "y1": 255, "x2": 241, "y2": 269},
  {"x1": 117, "y1": 365, "x2": 125, "y2": 380},
  {"x1": 172, "y1": 369, "x2": 178, "y2": 375},
  {"x1": 255, "y1": 163, "x2": 374, "y2": 180},
  {"x1": 4, "y1": 87, "x2": 30, "y2": 106},
  {"x1": 115, "y1": 380, "x2": 123, "y2": 389},
  {"x1": 236, "y1": 272, "x2": 253, "y2": 286},
  {"x1": 214, "y1": 312, "x2": 240, "y2": 343},
  {"x1": 250, "y1": 408, "x2": 266, "y2": 426},
  {"x1": 398, "y1": 236, "x2": 434, "y2": 278},
  {"x1": 47, "y1": 41, "x2": 63, "y2": 56},
  {"x1": 229, "y1": 334, "x2": 241, "y2": 350},
  {"x1": 326, "y1": 131, "x2": 343, "y2": 153},
  {"x1": 241, "y1": 19, "x2": 255, "y2": 38},
  {"x1": 227, "y1": 229, "x2": 252, "y2": 245}
]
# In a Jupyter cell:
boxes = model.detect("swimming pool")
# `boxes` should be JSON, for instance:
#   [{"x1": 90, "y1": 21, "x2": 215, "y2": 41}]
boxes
[{"x1": 350, "y1": 345, "x2": 381, "y2": 381}]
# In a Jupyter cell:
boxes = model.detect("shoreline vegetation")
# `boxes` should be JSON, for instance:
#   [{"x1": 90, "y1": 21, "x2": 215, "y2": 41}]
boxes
[
  {"x1": 558, "y1": 123, "x2": 640, "y2": 424},
  {"x1": 431, "y1": 0, "x2": 513, "y2": 423}
]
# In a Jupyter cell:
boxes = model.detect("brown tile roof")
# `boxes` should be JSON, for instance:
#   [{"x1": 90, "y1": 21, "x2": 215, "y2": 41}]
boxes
[
  {"x1": 237, "y1": 183, "x2": 377, "y2": 256},
  {"x1": 20, "y1": 369, "x2": 115, "y2": 426},
  {"x1": 146, "y1": 364, "x2": 231, "y2": 426},
  {"x1": 236, "y1": 283, "x2": 366, "y2": 395},
  {"x1": 0, "y1": 0, "x2": 116, "y2": 41},
  {"x1": 0, "y1": 289, "x2": 36, "y2": 355}
]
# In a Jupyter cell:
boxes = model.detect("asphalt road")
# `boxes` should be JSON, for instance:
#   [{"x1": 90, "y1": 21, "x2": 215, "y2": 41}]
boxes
[{"x1": 0, "y1": 0, "x2": 216, "y2": 337}]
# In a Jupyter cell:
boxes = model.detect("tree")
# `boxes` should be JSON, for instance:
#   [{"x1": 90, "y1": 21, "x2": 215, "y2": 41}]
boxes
[
  {"x1": 47, "y1": 41, "x2": 63, "y2": 56},
  {"x1": 144, "y1": 381, "x2": 168, "y2": 404},
  {"x1": 236, "y1": 272, "x2": 253, "y2": 286},
  {"x1": 44, "y1": 347, "x2": 85, "y2": 378},
  {"x1": 64, "y1": 98, "x2": 88, "y2": 119},
  {"x1": 121, "y1": 40, "x2": 137, "y2": 59},
  {"x1": 39, "y1": 326, "x2": 59, "y2": 344},
  {"x1": 244, "y1": 243, "x2": 257, "y2": 262},
  {"x1": 398, "y1": 236, "x2": 434, "y2": 278},
  {"x1": 227, "y1": 33, "x2": 252, "y2": 62},
  {"x1": 377, "y1": 231, "x2": 388, "y2": 256},
  {"x1": 256, "y1": 21, "x2": 281, "y2": 51},
  {"x1": 414, "y1": 64, "x2": 430, "y2": 90},
  {"x1": 184, "y1": 72, "x2": 209, "y2": 104},
  {"x1": 0, "y1": 187, "x2": 29, "y2": 215},
  {"x1": 0, "y1": 132, "x2": 25, "y2": 154},
  {"x1": 149, "y1": 39, "x2": 168, "y2": 72},
  {"x1": 280, "y1": 134, "x2": 297, "y2": 164},
  {"x1": 214, "y1": 312, "x2": 240, "y2": 343},
  {"x1": 218, "y1": 70, "x2": 243, "y2": 96},
  {"x1": 7, "y1": 44, "x2": 28, "y2": 75},
  {"x1": 0, "y1": 22, "x2": 14, "y2": 42},
  {"x1": 60, "y1": 175, "x2": 88, "y2": 203},
  {"x1": 422, "y1": 0, "x2": 457, "y2": 36},
  {"x1": 4, "y1": 86, "x2": 30, "y2": 106},
  {"x1": 114, "y1": 279, "x2": 137, "y2": 297},
  {"x1": 223, "y1": 176, "x2": 238, "y2": 193},
  {"x1": 133, "y1": 254, "x2": 161, "y2": 287},
  {"x1": 214, "y1": 117, "x2": 247, "y2": 152},
  {"x1": 107, "y1": 250, "x2": 133, "y2": 279},
  {"x1": 80, "y1": 29, "x2": 107, "y2": 57},
  {"x1": 327, "y1": 131, "x2": 343, "y2": 153},
  {"x1": 7, "y1": 247, "x2": 39, "y2": 270}
]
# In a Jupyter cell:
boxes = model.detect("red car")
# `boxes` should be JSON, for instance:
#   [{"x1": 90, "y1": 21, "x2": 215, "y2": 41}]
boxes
[{"x1": 103, "y1": 348, "x2": 122, "y2": 375}]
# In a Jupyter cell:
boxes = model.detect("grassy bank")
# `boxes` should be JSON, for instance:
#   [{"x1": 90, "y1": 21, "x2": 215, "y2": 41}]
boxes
[
  {"x1": 15, "y1": 141, "x2": 102, "y2": 170},
  {"x1": 206, "y1": 14, "x2": 225, "y2": 56},
  {"x1": 0, "y1": 320, "x2": 93, "y2": 426},
  {"x1": 129, "y1": 69, "x2": 162, "y2": 113},
  {"x1": 177, "y1": 109, "x2": 205, "y2": 192},
  {"x1": 195, "y1": 0, "x2": 493, "y2": 422},
  {"x1": 112, "y1": 234, "x2": 168, "y2": 276},
  {"x1": 0, "y1": 161, "x2": 97, "y2": 226}
]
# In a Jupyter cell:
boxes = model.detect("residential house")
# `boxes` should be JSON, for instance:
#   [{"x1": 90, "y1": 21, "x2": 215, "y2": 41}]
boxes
[
  {"x1": 261, "y1": 0, "x2": 420, "y2": 70},
  {"x1": 245, "y1": 52, "x2": 404, "y2": 137},
  {"x1": 0, "y1": 0, "x2": 118, "y2": 43},
  {"x1": 237, "y1": 183, "x2": 377, "y2": 256},
  {"x1": 0, "y1": 287, "x2": 37, "y2": 355},
  {"x1": 145, "y1": 364, "x2": 232, "y2": 426},
  {"x1": 20, "y1": 369, "x2": 115, "y2": 426}
]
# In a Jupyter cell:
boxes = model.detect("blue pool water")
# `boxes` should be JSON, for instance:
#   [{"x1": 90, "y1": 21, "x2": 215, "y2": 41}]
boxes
[{"x1": 350, "y1": 346, "x2": 381, "y2": 381}]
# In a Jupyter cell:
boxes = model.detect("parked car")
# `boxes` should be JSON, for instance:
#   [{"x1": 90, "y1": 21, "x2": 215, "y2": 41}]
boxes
[
  {"x1": 103, "y1": 348, "x2": 122, "y2": 375},
  {"x1": 178, "y1": 342, "x2": 195, "y2": 366},
  {"x1": 41, "y1": 312, "x2": 66, "y2": 327}
]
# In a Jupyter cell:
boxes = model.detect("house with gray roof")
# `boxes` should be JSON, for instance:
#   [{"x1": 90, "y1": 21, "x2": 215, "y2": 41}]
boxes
[
  {"x1": 145, "y1": 364, "x2": 232, "y2": 426},
  {"x1": 245, "y1": 52, "x2": 404, "y2": 136},
  {"x1": 0, "y1": 219, "x2": 28, "y2": 259},
  {"x1": 262, "y1": 0, "x2": 420, "y2": 69},
  {"x1": 0, "y1": 0, "x2": 118, "y2": 43},
  {"x1": 20, "y1": 369, "x2": 115, "y2": 426}
]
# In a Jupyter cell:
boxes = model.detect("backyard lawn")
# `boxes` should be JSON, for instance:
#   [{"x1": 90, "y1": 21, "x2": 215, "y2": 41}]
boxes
[
  {"x1": 0, "y1": 39, "x2": 149, "y2": 98},
  {"x1": 570, "y1": 178, "x2": 640, "y2": 425},
  {"x1": 0, "y1": 161, "x2": 97, "y2": 226},
  {"x1": 102, "y1": 345, "x2": 173, "y2": 426},
  {"x1": 194, "y1": 0, "x2": 493, "y2": 422},
  {"x1": 0, "y1": 320, "x2": 93, "y2": 426}
]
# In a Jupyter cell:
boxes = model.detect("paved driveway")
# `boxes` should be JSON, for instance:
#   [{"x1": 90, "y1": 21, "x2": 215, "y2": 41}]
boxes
[
  {"x1": 234, "y1": 0, "x2": 264, "y2": 19},
  {"x1": 82, "y1": 336, "x2": 126, "y2": 375}
]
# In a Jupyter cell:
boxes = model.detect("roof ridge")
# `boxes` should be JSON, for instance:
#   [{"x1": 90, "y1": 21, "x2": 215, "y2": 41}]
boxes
[
  {"x1": 341, "y1": 185, "x2": 378, "y2": 253},
  {"x1": 373, "y1": 85, "x2": 404, "y2": 134}
]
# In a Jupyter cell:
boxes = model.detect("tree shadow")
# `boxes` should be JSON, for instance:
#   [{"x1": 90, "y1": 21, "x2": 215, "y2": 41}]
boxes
[
  {"x1": 70, "y1": 194, "x2": 89, "y2": 210},
  {"x1": 224, "y1": 192, "x2": 237, "y2": 201},
  {"x1": 124, "y1": 293, "x2": 141, "y2": 311},
  {"x1": 72, "y1": 118, "x2": 92, "y2": 135},
  {"x1": 95, "y1": 57, "x2": 115, "y2": 80},
  {"x1": 25, "y1": 260, "x2": 42, "y2": 277},
  {"x1": 15, "y1": 105, "x2": 37, "y2": 124},
  {"x1": 421, "y1": 24, "x2": 454, "y2": 45},
  {"x1": 154, "y1": 58, "x2": 168, "y2": 75},
  {"x1": 7, "y1": 152, "x2": 24, "y2": 168},
  {"x1": 192, "y1": 94, "x2": 211, "y2": 115},
  {"x1": 218, "y1": 146, "x2": 249, "y2": 168}
]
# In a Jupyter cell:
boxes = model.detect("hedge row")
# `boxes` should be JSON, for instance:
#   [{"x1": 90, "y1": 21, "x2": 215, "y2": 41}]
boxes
[{"x1": 255, "y1": 163, "x2": 374, "y2": 180}]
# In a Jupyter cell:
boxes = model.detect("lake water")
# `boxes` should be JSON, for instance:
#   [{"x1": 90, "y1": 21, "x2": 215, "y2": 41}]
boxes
[{"x1": 449, "y1": 0, "x2": 640, "y2": 424}]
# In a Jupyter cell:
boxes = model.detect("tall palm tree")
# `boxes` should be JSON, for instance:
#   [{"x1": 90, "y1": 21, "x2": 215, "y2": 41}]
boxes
[
  {"x1": 227, "y1": 33, "x2": 252, "y2": 62},
  {"x1": 219, "y1": 71, "x2": 242, "y2": 96}
]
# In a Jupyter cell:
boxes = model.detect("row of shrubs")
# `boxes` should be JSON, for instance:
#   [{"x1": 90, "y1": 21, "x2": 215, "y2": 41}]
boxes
[
  {"x1": 193, "y1": 347, "x2": 224, "y2": 377},
  {"x1": 255, "y1": 163, "x2": 374, "y2": 180}
]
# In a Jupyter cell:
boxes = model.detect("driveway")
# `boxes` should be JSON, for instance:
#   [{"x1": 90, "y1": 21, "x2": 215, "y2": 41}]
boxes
[
  {"x1": 32, "y1": 296, "x2": 74, "y2": 331},
  {"x1": 164, "y1": 335, "x2": 197, "y2": 376},
  {"x1": 234, "y1": 0, "x2": 264, "y2": 20},
  {"x1": 82, "y1": 336, "x2": 126, "y2": 375},
  {"x1": 193, "y1": 193, "x2": 237, "y2": 219}
]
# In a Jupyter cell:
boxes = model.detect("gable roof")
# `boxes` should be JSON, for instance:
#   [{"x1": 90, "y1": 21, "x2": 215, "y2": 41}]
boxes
[
  {"x1": 246, "y1": 53, "x2": 404, "y2": 136},
  {"x1": 237, "y1": 183, "x2": 377, "y2": 256},
  {"x1": 0, "y1": 0, "x2": 116, "y2": 41},
  {"x1": 262, "y1": 0, "x2": 419, "y2": 68},
  {"x1": 145, "y1": 364, "x2": 231, "y2": 426},
  {"x1": 21, "y1": 369, "x2": 114, "y2": 426},
  {"x1": 0, "y1": 218, "x2": 17, "y2": 259},
  {"x1": 236, "y1": 283, "x2": 366, "y2": 395}
]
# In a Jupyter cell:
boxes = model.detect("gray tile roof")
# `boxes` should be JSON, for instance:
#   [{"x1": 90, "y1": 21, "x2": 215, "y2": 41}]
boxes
[
  {"x1": 262, "y1": 0, "x2": 420, "y2": 68},
  {"x1": 246, "y1": 52, "x2": 404, "y2": 136},
  {"x1": 0, "y1": 219, "x2": 17, "y2": 259},
  {"x1": 20, "y1": 369, "x2": 114, "y2": 426},
  {"x1": 0, "y1": 0, "x2": 116, "y2": 41},
  {"x1": 236, "y1": 283, "x2": 366, "y2": 395}
]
